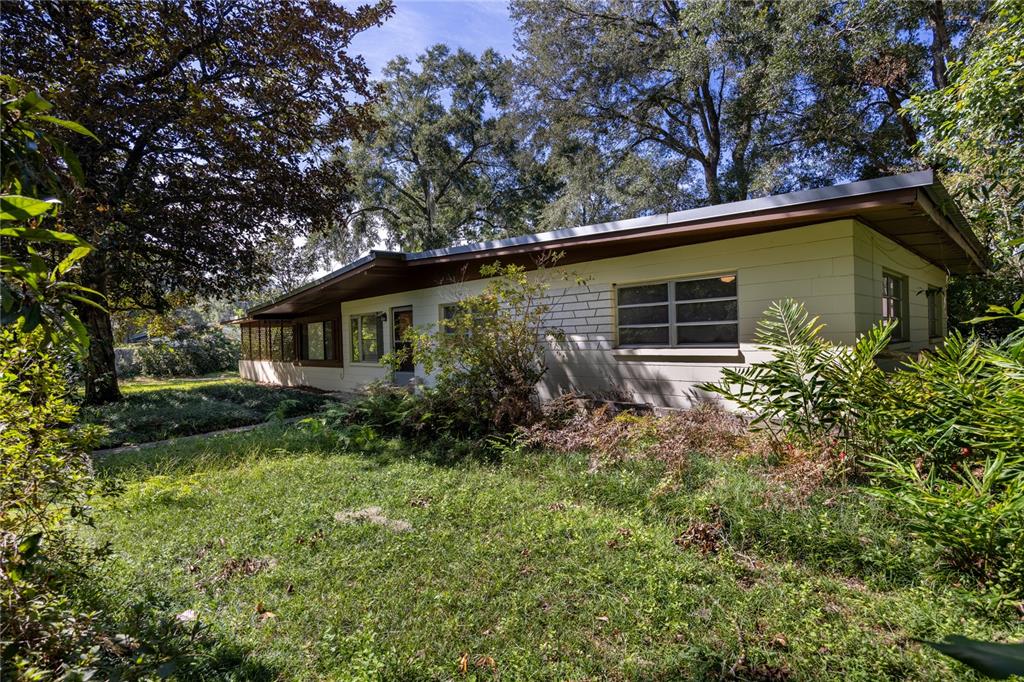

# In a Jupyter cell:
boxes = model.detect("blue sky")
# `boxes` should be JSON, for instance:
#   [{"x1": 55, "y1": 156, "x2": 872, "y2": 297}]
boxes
[{"x1": 345, "y1": 0, "x2": 518, "y2": 77}]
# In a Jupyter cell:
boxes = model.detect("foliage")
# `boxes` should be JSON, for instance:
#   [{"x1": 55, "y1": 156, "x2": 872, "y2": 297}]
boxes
[
  {"x1": 385, "y1": 256, "x2": 571, "y2": 435},
  {"x1": 77, "y1": 425, "x2": 1021, "y2": 679},
  {"x1": 0, "y1": 329, "x2": 105, "y2": 678},
  {"x1": 80, "y1": 377, "x2": 331, "y2": 449},
  {"x1": 1, "y1": 80, "x2": 104, "y2": 351},
  {"x1": 706, "y1": 298, "x2": 1024, "y2": 599},
  {"x1": 904, "y1": 0, "x2": 1024, "y2": 332},
  {"x1": 511, "y1": 0, "x2": 978, "y2": 215},
  {"x1": 869, "y1": 453, "x2": 1024, "y2": 600},
  {"x1": 340, "y1": 44, "x2": 555, "y2": 252},
  {"x1": 702, "y1": 299, "x2": 894, "y2": 457},
  {"x1": 1, "y1": 0, "x2": 393, "y2": 402},
  {"x1": 922, "y1": 636, "x2": 1024, "y2": 680},
  {"x1": 131, "y1": 324, "x2": 240, "y2": 379}
]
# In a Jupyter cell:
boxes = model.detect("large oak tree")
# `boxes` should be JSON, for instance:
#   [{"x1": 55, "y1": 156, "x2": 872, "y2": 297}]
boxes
[
  {"x1": 511, "y1": 0, "x2": 983, "y2": 211},
  {"x1": 341, "y1": 45, "x2": 557, "y2": 252},
  {"x1": 1, "y1": 0, "x2": 392, "y2": 403}
]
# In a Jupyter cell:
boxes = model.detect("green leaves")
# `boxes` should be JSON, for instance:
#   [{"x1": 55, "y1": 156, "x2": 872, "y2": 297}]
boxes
[
  {"x1": 922, "y1": 635, "x2": 1024, "y2": 679},
  {"x1": 0, "y1": 195, "x2": 60, "y2": 221}
]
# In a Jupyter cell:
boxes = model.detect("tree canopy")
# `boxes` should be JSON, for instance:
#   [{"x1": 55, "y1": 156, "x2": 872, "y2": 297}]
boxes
[
  {"x1": 0, "y1": 0, "x2": 392, "y2": 402},
  {"x1": 341, "y1": 45, "x2": 556, "y2": 252}
]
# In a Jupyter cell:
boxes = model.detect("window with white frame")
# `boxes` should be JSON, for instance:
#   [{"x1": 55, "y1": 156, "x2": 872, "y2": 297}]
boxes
[
  {"x1": 616, "y1": 273, "x2": 738, "y2": 347},
  {"x1": 350, "y1": 313, "x2": 384, "y2": 362},
  {"x1": 440, "y1": 303, "x2": 459, "y2": 334},
  {"x1": 882, "y1": 272, "x2": 908, "y2": 342}
]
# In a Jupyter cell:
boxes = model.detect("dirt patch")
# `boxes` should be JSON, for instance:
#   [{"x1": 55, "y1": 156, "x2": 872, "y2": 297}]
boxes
[
  {"x1": 197, "y1": 556, "x2": 277, "y2": 590},
  {"x1": 334, "y1": 506, "x2": 412, "y2": 533},
  {"x1": 524, "y1": 400, "x2": 749, "y2": 473}
]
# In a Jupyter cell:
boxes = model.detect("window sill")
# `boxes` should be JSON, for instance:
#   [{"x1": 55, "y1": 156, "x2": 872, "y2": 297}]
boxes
[
  {"x1": 349, "y1": 361, "x2": 385, "y2": 367},
  {"x1": 294, "y1": 360, "x2": 343, "y2": 368},
  {"x1": 612, "y1": 347, "x2": 744, "y2": 362}
]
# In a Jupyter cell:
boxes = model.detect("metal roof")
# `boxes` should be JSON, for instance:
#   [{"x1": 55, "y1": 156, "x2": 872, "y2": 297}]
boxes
[{"x1": 244, "y1": 170, "x2": 984, "y2": 318}]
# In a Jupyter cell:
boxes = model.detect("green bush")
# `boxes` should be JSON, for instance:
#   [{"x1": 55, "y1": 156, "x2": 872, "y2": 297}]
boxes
[
  {"x1": 135, "y1": 324, "x2": 239, "y2": 377},
  {"x1": 0, "y1": 329, "x2": 105, "y2": 676},
  {"x1": 705, "y1": 298, "x2": 1024, "y2": 600}
]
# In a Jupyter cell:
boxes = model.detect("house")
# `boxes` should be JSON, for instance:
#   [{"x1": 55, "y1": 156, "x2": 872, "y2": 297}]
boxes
[{"x1": 236, "y1": 170, "x2": 985, "y2": 409}]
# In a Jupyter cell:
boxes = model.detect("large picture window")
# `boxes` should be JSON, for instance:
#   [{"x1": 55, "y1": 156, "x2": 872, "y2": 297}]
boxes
[
  {"x1": 350, "y1": 313, "x2": 384, "y2": 362},
  {"x1": 882, "y1": 272, "x2": 908, "y2": 342},
  {"x1": 616, "y1": 274, "x2": 738, "y2": 347}
]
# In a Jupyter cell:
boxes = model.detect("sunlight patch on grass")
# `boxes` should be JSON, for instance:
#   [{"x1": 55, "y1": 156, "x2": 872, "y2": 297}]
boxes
[{"x1": 81, "y1": 427, "x2": 1023, "y2": 680}]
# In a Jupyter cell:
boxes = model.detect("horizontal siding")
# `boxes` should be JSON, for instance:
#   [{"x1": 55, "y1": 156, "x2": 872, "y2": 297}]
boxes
[{"x1": 239, "y1": 219, "x2": 946, "y2": 408}]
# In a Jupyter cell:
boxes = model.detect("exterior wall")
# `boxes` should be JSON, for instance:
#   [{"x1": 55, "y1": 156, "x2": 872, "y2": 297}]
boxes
[
  {"x1": 240, "y1": 219, "x2": 948, "y2": 408},
  {"x1": 852, "y1": 221, "x2": 947, "y2": 351},
  {"x1": 239, "y1": 358, "x2": 344, "y2": 392}
]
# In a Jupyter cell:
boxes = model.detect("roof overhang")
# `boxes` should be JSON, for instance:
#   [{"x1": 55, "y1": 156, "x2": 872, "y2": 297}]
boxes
[{"x1": 245, "y1": 170, "x2": 987, "y2": 319}]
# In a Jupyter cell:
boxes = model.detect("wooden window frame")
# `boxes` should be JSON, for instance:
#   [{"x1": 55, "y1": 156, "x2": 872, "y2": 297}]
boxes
[
  {"x1": 296, "y1": 316, "x2": 342, "y2": 367},
  {"x1": 350, "y1": 312, "x2": 385, "y2": 364},
  {"x1": 926, "y1": 287, "x2": 944, "y2": 340}
]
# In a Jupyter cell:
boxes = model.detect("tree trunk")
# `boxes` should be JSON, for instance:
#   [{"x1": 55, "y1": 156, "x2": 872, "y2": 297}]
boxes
[{"x1": 78, "y1": 301, "x2": 122, "y2": 404}]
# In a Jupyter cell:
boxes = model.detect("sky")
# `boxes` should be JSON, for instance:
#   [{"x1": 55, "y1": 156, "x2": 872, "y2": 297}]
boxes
[{"x1": 345, "y1": 0, "x2": 518, "y2": 78}]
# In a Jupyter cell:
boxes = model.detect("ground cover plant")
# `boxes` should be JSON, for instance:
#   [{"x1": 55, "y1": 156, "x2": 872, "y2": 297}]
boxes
[
  {"x1": 80, "y1": 377, "x2": 333, "y2": 449},
  {"x1": 77, "y1": 423, "x2": 1023, "y2": 680}
]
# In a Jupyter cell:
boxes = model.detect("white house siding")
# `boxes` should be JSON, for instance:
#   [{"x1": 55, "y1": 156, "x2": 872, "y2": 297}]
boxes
[
  {"x1": 852, "y1": 221, "x2": 947, "y2": 350},
  {"x1": 240, "y1": 219, "x2": 948, "y2": 408}
]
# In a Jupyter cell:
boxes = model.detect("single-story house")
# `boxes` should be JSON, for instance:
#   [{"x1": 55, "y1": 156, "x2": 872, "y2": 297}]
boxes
[{"x1": 235, "y1": 170, "x2": 985, "y2": 409}]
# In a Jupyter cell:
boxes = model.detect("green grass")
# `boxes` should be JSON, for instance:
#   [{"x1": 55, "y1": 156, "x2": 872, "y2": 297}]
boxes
[
  {"x1": 81, "y1": 377, "x2": 334, "y2": 448},
  {"x1": 82, "y1": 428, "x2": 1022, "y2": 680}
]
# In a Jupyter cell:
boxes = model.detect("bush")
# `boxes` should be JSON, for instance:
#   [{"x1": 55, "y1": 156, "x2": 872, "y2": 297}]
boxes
[
  {"x1": 135, "y1": 323, "x2": 239, "y2": 377},
  {"x1": 0, "y1": 329, "x2": 105, "y2": 676},
  {"x1": 387, "y1": 257, "x2": 571, "y2": 436},
  {"x1": 705, "y1": 298, "x2": 1024, "y2": 600}
]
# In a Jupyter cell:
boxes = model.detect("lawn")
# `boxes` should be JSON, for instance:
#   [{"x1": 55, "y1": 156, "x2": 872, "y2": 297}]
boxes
[
  {"x1": 82, "y1": 426, "x2": 1022, "y2": 680},
  {"x1": 80, "y1": 376, "x2": 335, "y2": 449}
]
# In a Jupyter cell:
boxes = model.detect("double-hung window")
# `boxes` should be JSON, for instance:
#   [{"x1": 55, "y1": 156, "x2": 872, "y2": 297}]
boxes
[
  {"x1": 882, "y1": 272, "x2": 909, "y2": 342},
  {"x1": 616, "y1": 273, "x2": 738, "y2": 347},
  {"x1": 350, "y1": 313, "x2": 384, "y2": 362}
]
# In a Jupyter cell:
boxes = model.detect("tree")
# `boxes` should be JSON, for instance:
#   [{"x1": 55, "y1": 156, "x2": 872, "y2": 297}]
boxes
[
  {"x1": 342, "y1": 45, "x2": 556, "y2": 252},
  {"x1": 904, "y1": 0, "x2": 1024, "y2": 331},
  {"x1": 511, "y1": 0, "x2": 983, "y2": 210},
  {"x1": 1, "y1": 0, "x2": 393, "y2": 403}
]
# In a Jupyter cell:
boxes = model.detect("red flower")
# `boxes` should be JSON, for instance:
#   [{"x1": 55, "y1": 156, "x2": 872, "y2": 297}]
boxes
[
  {"x1": 961, "y1": 447, "x2": 972, "y2": 458},
  {"x1": 839, "y1": 451, "x2": 847, "y2": 462}
]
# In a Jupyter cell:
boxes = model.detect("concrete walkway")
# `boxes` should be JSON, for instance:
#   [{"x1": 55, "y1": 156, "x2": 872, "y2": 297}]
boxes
[{"x1": 92, "y1": 414, "x2": 313, "y2": 458}]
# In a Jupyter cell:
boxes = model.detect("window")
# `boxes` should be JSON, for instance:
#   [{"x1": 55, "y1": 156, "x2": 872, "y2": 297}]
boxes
[
  {"x1": 440, "y1": 303, "x2": 459, "y2": 334},
  {"x1": 350, "y1": 313, "x2": 384, "y2": 362},
  {"x1": 616, "y1": 273, "x2": 738, "y2": 347},
  {"x1": 303, "y1": 320, "x2": 335, "y2": 361},
  {"x1": 882, "y1": 272, "x2": 908, "y2": 342},
  {"x1": 927, "y1": 288, "x2": 944, "y2": 339},
  {"x1": 241, "y1": 322, "x2": 296, "y2": 361}
]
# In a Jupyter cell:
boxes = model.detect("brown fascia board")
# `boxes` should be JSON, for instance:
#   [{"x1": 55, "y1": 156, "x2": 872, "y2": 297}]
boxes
[
  {"x1": 246, "y1": 171, "x2": 985, "y2": 316},
  {"x1": 409, "y1": 188, "x2": 922, "y2": 267}
]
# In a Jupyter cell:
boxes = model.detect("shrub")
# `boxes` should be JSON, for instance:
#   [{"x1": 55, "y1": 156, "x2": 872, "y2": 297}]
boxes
[
  {"x1": 869, "y1": 453, "x2": 1024, "y2": 598},
  {"x1": 386, "y1": 256, "x2": 572, "y2": 435},
  {"x1": 135, "y1": 323, "x2": 239, "y2": 377},
  {"x1": 702, "y1": 299, "x2": 893, "y2": 463},
  {"x1": 0, "y1": 329, "x2": 105, "y2": 676},
  {"x1": 706, "y1": 298, "x2": 1024, "y2": 599}
]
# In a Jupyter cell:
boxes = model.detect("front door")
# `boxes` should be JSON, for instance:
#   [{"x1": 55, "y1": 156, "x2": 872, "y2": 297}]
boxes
[{"x1": 392, "y1": 306, "x2": 415, "y2": 386}]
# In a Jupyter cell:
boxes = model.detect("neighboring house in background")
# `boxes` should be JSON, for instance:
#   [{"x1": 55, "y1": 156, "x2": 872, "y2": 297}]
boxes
[{"x1": 234, "y1": 171, "x2": 985, "y2": 409}]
